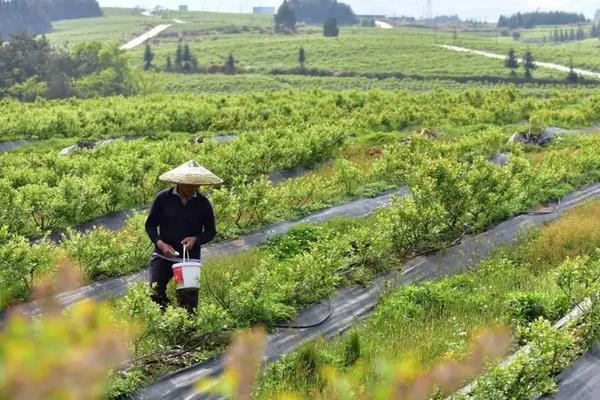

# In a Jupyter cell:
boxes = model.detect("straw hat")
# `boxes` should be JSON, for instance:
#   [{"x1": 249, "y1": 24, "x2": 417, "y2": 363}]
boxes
[{"x1": 159, "y1": 160, "x2": 223, "y2": 186}]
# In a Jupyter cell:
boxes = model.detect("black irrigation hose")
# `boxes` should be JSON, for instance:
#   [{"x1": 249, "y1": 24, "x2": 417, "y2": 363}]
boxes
[
  {"x1": 273, "y1": 296, "x2": 334, "y2": 329},
  {"x1": 200, "y1": 254, "x2": 334, "y2": 330},
  {"x1": 525, "y1": 197, "x2": 562, "y2": 215}
]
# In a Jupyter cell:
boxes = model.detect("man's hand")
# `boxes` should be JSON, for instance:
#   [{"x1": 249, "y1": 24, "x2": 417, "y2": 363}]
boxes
[
  {"x1": 157, "y1": 240, "x2": 178, "y2": 258},
  {"x1": 181, "y1": 236, "x2": 197, "y2": 251}
]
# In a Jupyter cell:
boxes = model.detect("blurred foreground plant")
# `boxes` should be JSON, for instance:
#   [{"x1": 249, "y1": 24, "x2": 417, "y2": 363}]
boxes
[
  {"x1": 195, "y1": 326, "x2": 511, "y2": 400},
  {"x1": 197, "y1": 326, "x2": 266, "y2": 399},
  {"x1": 0, "y1": 260, "x2": 133, "y2": 400}
]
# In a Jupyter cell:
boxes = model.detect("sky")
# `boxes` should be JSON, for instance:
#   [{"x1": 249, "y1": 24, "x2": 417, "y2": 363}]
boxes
[{"x1": 99, "y1": 0, "x2": 600, "y2": 21}]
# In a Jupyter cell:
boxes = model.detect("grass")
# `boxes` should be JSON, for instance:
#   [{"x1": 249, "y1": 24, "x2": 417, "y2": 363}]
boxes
[
  {"x1": 528, "y1": 201, "x2": 600, "y2": 268},
  {"x1": 253, "y1": 199, "x2": 600, "y2": 399},
  {"x1": 48, "y1": 8, "x2": 162, "y2": 45},
  {"x1": 47, "y1": 7, "x2": 273, "y2": 46},
  {"x1": 159, "y1": 10, "x2": 273, "y2": 32}
]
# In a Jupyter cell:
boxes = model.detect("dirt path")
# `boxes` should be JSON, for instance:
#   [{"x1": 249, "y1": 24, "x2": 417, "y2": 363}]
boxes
[
  {"x1": 120, "y1": 24, "x2": 172, "y2": 50},
  {"x1": 375, "y1": 20, "x2": 393, "y2": 29},
  {"x1": 440, "y1": 44, "x2": 600, "y2": 80}
]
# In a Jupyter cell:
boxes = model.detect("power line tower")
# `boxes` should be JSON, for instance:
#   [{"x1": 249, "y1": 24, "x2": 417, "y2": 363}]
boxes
[{"x1": 425, "y1": 0, "x2": 433, "y2": 20}]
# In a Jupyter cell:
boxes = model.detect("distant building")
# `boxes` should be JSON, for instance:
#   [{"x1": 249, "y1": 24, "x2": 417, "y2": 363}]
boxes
[
  {"x1": 253, "y1": 6, "x2": 275, "y2": 14},
  {"x1": 178, "y1": 5, "x2": 188, "y2": 12},
  {"x1": 357, "y1": 14, "x2": 387, "y2": 19}
]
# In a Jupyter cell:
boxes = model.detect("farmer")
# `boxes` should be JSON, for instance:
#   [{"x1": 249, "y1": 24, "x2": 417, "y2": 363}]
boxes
[{"x1": 145, "y1": 160, "x2": 222, "y2": 312}]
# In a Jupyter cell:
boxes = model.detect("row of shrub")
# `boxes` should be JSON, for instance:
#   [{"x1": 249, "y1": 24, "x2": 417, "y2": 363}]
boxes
[
  {"x1": 0, "y1": 131, "x2": 506, "y2": 309},
  {"x1": 2, "y1": 87, "x2": 600, "y2": 141},
  {"x1": 0, "y1": 126, "x2": 345, "y2": 237},
  {"x1": 104, "y1": 131, "x2": 600, "y2": 397},
  {"x1": 254, "y1": 197, "x2": 600, "y2": 399}
]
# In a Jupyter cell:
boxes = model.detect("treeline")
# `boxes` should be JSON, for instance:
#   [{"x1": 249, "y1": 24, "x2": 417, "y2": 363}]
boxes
[
  {"x1": 288, "y1": 0, "x2": 356, "y2": 25},
  {"x1": 498, "y1": 11, "x2": 587, "y2": 29},
  {"x1": 0, "y1": 0, "x2": 102, "y2": 36},
  {"x1": 274, "y1": 0, "x2": 353, "y2": 34},
  {"x1": 275, "y1": 0, "x2": 356, "y2": 32},
  {"x1": 44, "y1": 0, "x2": 101, "y2": 20},
  {"x1": 548, "y1": 26, "x2": 586, "y2": 42},
  {"x1": 0, "y1": 33, "x2": 134, "y2": 100}
]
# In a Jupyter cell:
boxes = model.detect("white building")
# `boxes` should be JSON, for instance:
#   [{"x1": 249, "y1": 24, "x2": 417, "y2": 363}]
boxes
[{"x1": 253, "y1": 6, "x2": 275, "y2": 14}]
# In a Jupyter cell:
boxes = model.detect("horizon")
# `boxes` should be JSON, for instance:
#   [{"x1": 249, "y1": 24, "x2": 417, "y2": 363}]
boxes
[{"x1": 98, "y1": 0, "x2": 599, "y2": 22}]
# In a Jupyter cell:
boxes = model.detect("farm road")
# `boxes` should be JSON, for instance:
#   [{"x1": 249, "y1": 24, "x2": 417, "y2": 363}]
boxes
[
  {"x1": 375, "y1": 20, "x2": 393, "y2": 29},
  {"x1": 120, "y1": 24, "x2": 172, "y2": 50}
]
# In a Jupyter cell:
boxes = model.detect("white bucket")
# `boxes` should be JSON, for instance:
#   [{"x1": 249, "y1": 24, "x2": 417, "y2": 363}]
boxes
[{"x1": 171, "y1": 248, "x2": 201, "y2": 290}]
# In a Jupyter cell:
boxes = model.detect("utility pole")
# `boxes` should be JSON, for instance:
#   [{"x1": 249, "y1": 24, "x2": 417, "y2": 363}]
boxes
[
  {"x1": 425, "y1": 0, "x2": 435, "y2": 42},
  {"x1": 425, "y1": 0, "x2": 433, "y2": 20}
]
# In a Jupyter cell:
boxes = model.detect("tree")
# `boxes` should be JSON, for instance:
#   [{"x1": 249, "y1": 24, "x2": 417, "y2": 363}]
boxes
[
  {"x1": 190, "y1": 55, "x2": 198, "y2": 72},
  {"x1": 504, "y1": 48, "x2": 519, "y2": 76},
  {"x1": 512, "y1": 31, "x2": 521, "y2": 41},
  {"x1": 165, "y1": 56, "x2": 173, "y2": 72},
  {"x1": 566, "y1": 65, "x2": 580, "y2": 84},
  {"x1": 523, "y1": 50, "x2": 536, "y2": 79},
  {"x1": 182, "y1": 43, "x2": 192, "y2": 72},
  {"x1": 225, "y1": 54, "x2": 236, "y2": 74},
  {"x1": 0, "y1": 36, "x2": 132, "y2": 99},
  {"x1": 0, "y1": 0, "x2": 103, "y2": 37},
  {"x1": 497, "y1": 11, "x2": 587, "y2": 29},
  {"x1": 323, "y1": 17, "x2": 339, "y2": 37},
  {"x1": 298, "y1": 47, "x2": 306, "y2": 68},
  {"x1": 569, "y1": 28, "x2": 575, "y2": 41},
  {"x1": 182, "y1": 43, "x2": 191, "y2": 62},
  {"x1": 143, "y1": 43, "x2": 154, "y2": 70},
  {"x1": 175, "y1": 44, "x2": 183, "y2": 70},
  {"x1": 453, "y1": 29, "x2": 458, "y2": 42},
  {"x1": 288, "y1": 0, "x2": 356, "y2": 25},
  {"x1": 274, "y1": 0, "x2": 297, "y2": 33}
]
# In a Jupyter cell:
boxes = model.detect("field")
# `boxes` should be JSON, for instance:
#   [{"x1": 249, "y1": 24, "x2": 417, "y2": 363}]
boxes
[
  {"x1": 49, "y1": 10, "x2": 582, "y2": 90},
  {"x1": 4, "y1": 6, "x2": 600, "y2": 400}
]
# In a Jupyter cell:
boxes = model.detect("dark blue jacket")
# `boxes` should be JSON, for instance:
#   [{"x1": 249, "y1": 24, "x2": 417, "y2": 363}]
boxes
[{"x1": 145, "y1": 187, "x2": 216, "y2": 259}]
